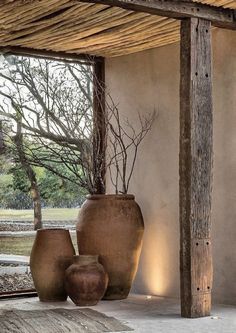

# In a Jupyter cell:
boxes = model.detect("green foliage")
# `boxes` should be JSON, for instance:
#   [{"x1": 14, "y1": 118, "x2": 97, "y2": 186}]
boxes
[
  {"x1": 0, "y1": 156, "x2": 87, "y2": 209},
  {"x1": 0, "y1": 155, "x2": 12, "y2": 175},
  {"x1": 38, "y1": 168, "x2": 87, "y2": 208},
  {"x1": 11, "y1": 164, "x2": 31, "y2": 193},
  {"x1": 0, "y1": 174, "x2": 32, "y2": 209}
]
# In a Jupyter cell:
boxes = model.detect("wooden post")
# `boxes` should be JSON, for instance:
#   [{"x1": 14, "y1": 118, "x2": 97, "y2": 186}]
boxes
[
  {"x1": 93, "y1": 57, "x2": 106, "y2": 194},
  {"x1": 179, "y1": 18, "x2": 213, "y2": 318}
]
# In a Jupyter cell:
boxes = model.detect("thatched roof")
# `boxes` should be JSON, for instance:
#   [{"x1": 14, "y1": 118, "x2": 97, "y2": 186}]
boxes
[
  {"x1": 193, "y1": 0, "x2": 236, "y2": 9},
  {"x1": 0, "y1": 0, "x2": 235, "y2": 58}
]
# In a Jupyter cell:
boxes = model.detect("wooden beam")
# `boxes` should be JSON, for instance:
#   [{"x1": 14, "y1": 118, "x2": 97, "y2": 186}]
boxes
[
  {"x1": 179, "y1": 17, "x2": 213, "y2": 318},
  {"x1": 93, "y1": 57, "x2": 106, "y2": 194},
  {"x1": 0, "y1": 46, "x2": 101, "y2": 65},
  {"x1": 79, "y1": 0, "x2": 236, "y2": 30}
]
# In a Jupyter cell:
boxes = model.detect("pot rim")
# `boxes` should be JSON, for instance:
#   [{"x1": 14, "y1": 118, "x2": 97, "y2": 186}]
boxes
[
  {"x1": 74, "y1": 254, "x2": 99, "y2": 259},
  {"x1": 86, "y1": 194, "x2": 135, "y2": 200},
  {"x1": 37, "y1": 228, "x2": 69, "y2": 232},
  {"x1": 73, "y1": 254, "x2": 99, "y2": 264}
]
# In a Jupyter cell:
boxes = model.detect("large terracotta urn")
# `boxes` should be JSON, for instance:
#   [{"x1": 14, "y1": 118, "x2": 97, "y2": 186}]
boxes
[
  {"x1": 30, "y1": 228, "x2": 75, "y2": 301},
  {"x1": 65, "y1": 255, "x2": 108, "y2": 306},
  {"x1": 76, "y1": 194, "x2": 144, "y2": 300}
]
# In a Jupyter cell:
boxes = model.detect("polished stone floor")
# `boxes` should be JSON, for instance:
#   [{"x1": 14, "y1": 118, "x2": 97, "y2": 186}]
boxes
[{"x1": 0, "y1": 294, "x2": 235, "y2": 332}]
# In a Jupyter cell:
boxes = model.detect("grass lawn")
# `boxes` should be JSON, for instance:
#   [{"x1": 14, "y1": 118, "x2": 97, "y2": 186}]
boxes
[
  {"x1": 0, "y1": 208, "x2": 79, "y2": 221},
  {"x1": 0, "y1": 234, "x2": 78, "y2": 256},
  {"x1": 0, "y1": 208, "x2": 79, "y2": 256}
]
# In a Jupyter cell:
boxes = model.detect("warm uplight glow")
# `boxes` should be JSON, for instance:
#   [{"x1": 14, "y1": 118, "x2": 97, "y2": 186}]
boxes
[
  {"x1": 146, "y1": 295, "x2": 152, "y2": 299},
  {"x1": 140, "y1": 214, "x2": 179, "y2": 296}
]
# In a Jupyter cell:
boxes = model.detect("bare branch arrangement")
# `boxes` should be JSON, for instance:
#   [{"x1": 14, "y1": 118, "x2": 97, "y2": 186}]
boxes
[
  {"x1": 106, "y1": 98, "x2": 156, "y2": 194},
  {"x1": 0, "y1": 55, "x2": 156, "y2": 195},
  {"x1": 92, "y1": 68, "x2": 156, "y2": 194}
]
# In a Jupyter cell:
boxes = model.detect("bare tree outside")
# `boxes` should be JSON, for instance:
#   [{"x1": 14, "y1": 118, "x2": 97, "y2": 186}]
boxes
[
  {"x1": 0, "y1": 55, "x2": 156, "y2": 200},
  {"x1": 13, "y1": 110, "x2": 42, "y2": 230},
  {"x1": 0, "y1": 56, "x2": 94, "y2": 186}
]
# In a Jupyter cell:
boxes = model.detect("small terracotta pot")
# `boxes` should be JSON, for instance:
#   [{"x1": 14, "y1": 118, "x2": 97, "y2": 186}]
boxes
[
  {"x1": 65, "y1": 255, "x2": 108, "y2": 306},
  {"x1": 76, "y1": 194, "x2": 144, "y2": 300},
  {"x1": 30, "y1": 228, "x2": 75, "y2": 302}
]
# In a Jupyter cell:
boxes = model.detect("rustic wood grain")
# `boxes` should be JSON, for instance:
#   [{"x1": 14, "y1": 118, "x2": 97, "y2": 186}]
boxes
[
  {"x1": 0, "y1": 46, "x2": 95, "y2": 64},
  {"x1": 179, "y1": 17, "x2": 213, "y2": 318},
  {"x1": 78, "y1": 0, "x2": 236, "y2": 30},
  {"x1": 0, "y1": 308, "x2": 133, "y2": 333},
  {"x1": 93, "y1": 57, "x2": 106, "y2": 194}
]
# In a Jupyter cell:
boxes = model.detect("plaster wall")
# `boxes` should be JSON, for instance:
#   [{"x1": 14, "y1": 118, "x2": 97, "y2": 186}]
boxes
[{"x1": 105, "y1": 28, "x2": 236, "y2": 305}]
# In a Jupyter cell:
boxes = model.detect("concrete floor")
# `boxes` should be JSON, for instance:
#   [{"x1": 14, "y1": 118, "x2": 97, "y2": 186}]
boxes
[{"x1": 0, "y1": 294, "x2": 235, "y2": 333}]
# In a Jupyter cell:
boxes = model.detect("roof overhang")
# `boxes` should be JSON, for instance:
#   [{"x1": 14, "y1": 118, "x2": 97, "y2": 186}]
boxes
[{"x1": 0, "y1": 0, "x2": 235, "y2": 58}]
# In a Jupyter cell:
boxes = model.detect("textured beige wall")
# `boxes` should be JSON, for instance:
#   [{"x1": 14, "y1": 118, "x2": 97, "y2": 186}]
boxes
[{"x1": 105, "y1": 28, "x2": 236, "y2": 305}]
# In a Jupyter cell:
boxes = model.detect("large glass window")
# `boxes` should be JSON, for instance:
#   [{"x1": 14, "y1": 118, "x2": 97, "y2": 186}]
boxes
[{"x1": 0, "y1": 55, "x2": 93, "y2": 295}]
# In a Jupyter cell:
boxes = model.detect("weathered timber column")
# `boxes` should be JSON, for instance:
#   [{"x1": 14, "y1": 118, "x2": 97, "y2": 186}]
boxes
[
  {"x1": 93, "y1": 57, "x2": 106, "y2": 194},
  {"x1": 179, "y1": 18, "x2": 213, "y2": 318}
]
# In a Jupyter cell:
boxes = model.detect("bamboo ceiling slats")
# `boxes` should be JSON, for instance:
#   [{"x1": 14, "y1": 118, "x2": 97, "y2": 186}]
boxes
[
  {"x1": 193, "y1": 0, "x2": 236, "y2": 9},
  {"x1": 68, "y1": 19, "x2": 179, "y2": 53},
  {"x1": 103, "y1": 32, "x2": 181, "y2": 57},
  {"x1": 0, "y1": 3, "x2": 108, "y2": 40},
  {"x1": 0, "y1": 0, "x2": 73, "y2": 29},
  {"x1": 14, "y1": 9, "x2": 146, "y2": 48},
  {"x1": 47, "y1": 11, "x2": 151, "y2": 48},
  {"x1": 2, "y1": 4, "x2": 111, "y2": 45},
  {"x1": 0, "y1": 0, "x2": 235, "y2": 57},
  {"x1": 51, "y1": 16, "x2": 170, "y2": 51}
]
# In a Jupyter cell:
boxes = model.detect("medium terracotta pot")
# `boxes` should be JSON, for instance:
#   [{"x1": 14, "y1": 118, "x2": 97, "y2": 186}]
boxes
[
  {"x1": 30, "y1": 228, "x2": 75, "y2": 302},
  {"x1": 65, "y1": 255, "x2": 108, "y2": 306},
  {"x1": 76, "y1": 194, "x2": 144, "y2": 300}
]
